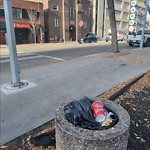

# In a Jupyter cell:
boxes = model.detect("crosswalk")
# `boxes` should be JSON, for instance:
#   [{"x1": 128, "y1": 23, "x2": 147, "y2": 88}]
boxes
[{"x1": 0, "y1": 53, "x2": 64, "y2": 63}]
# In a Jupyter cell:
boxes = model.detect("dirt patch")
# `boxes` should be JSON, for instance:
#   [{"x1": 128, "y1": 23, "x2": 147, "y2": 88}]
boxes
[
  {"x1": 0, "y1": 120, "x2": 56, "y2": 150},
  {"x1": 1, "y1": 71, "x2": 150, "y2": 150}
]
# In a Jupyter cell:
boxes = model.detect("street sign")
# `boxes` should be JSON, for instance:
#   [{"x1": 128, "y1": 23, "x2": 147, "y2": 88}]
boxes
[
  {"x1": 131, "y1": 7, "x2": 136, "y2": 13},
  {"x1": 129, "y1": 26, "x2": 134, "y2": 32},
  {"x1": 130, "y1": 14, "x2": 135, "y2": 19},
  {"x1": 129, "y1": 20, "x2": 135, "y2": 26},
  {"x1": 131, "y1": 0, "x2": 137, "y2": 6},
  {"x1": 129, "y1": 1, "x2": 137, "y2": 32},
  {"x1": 79, "y1": 21, "x2": 84, "y2": 27}
]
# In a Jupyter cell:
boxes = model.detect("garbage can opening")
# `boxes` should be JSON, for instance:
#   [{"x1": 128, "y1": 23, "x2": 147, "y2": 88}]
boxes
[{"x1": 64, "y1": 97, "x2": 119, "y2": 130}]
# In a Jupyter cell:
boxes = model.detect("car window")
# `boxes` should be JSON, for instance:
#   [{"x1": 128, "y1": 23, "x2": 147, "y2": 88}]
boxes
[
  {"x1": 137, "y1": 31, "x2": 142, "y2": 35},
  {"x1": 88, "y1": 35, "x2": 92, "y2": 38},
  {"x1": 145, "y1": 30, "x2": 150, "y2": 34},
  {"x1": 137, "y1": 30, "x2": 150, "y2": 35},
  {"x1": 84, "y1": 33, "x2": 96, "y2": 38},
  {"x1": 91, "y1": 34, "x2": 96, "y2": 38},
  {"x1": 85, "y1": 34, "x2": 89, "y2": 37}
]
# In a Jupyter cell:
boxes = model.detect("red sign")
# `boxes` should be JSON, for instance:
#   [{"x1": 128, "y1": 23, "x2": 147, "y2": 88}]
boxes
[
  {"x1": 14, "y1": 23, "x2": 30, "y2": 29},
  {"x1": 117, "y1": 31, "x2": 123, "y2": 34},
  {"x1": 79, "y1": 21, "x2": 83, "y2": 27}
]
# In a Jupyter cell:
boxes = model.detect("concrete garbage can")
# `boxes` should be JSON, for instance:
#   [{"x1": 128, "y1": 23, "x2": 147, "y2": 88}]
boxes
[{"x1": 55, "y1": 98, "x2": 130, "y2": 150}]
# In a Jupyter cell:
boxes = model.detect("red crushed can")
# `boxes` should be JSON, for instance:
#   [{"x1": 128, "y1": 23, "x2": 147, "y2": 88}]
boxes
[{"x1": 91, "y1": 101, "x2": 105, "y2": 122}]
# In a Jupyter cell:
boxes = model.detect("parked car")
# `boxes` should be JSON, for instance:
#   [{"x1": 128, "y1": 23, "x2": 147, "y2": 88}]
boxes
[
  {"x1": 126, "y1": 30, "x2": 150, "y2": 46},
  {"x1": 105, "y1": 34, "x2": 112, "y2": 42},
  {"x1": 78, "y1": 33, "x2": 98, "y2": 44},
  {"x1": 105, "y1": 32, "x2": 125, "y2": 42}
]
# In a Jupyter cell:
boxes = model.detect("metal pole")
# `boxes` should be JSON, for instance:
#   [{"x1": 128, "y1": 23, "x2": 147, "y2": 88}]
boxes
[
  {"x1": 4, "y1": 0, "x2": 21, "y2": 86},
  {"x1": 62, "y1": 0, "x2": 65, "y2": 42},
  {"x1": 140, "y1": 0, "x2": 149, "y2": 48},
  {"x1": 76, "y1": 0, "x2": 78, "y2": 42},
  {"x1": 135, "y1": 7, "x2": 143, "y2": 32},
  {"x1": 102, "y1": 0, "x2": 105, "y2": 38}
]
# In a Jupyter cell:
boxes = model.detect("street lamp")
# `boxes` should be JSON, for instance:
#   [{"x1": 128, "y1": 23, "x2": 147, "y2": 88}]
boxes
[{"x1": 135, "y1": 7, "x2": 143, "y2": 32}]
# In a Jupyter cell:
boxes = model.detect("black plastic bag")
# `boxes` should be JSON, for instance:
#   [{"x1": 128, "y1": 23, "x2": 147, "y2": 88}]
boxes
[{"x1": 64, "y1": 97, "x2": 118, "y2": 130}]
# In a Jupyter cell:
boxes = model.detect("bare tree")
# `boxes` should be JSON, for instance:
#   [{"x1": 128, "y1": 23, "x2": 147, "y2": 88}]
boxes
[
  {"x1": 144, "y1": 1, "x2": 150, "y2": 14},
  {"x1": 107, "y1": 0, "x2": 119, "y2": 53},
  {"x1": 27, "y1": 9, "x2": 38, "y2": 44}
]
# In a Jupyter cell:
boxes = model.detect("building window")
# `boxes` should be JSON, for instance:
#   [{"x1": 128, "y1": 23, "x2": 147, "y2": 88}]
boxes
[
  {"x1": 83, "y1": 9, "x2": 87, "y2": 15},
  {"x1": 116, "y1": 21, "x2": 120, "y2": 28},
  {"x1": 122, "y1": 12, "x2": 128, "y2": 20},
  {"x1": 53, "y1": 4, "x2": 59, "y2": 11},
  {"x1": 115, "y1": 10, "x2": 121, "y2": 19},
  {"x1": 114, "y1": 0, "x2": 122, "y2": 10},
  {"x1": 69, "y1": 7, "x2": 75, "y2": 18},
  {"x1": 32, "y1": 10, "x2": 38, "y2": 18},
  {"x1": 22, "y1": 9, "x2": 29, "y2": 19},
  {"x1": 106, "y1": 8, "x2": 109, "y2": 16},
  {"x1": 122, "y1": 22, "x2": 127, "y2": 29},
  {"x1": 123, "y1": 2, "x2": 129, "y2": 11},
  {"x1": 78, "y1": 0, "x2": 81, "y2": 4},
  {"x1": 27, "y1": 9, "x2": 38, "y2": 20},
  {"x1": 54, "y1": 18, "x2": 59, "y2": 27},
  {"x1": 0, "y1": 8, "x2": 4, "y2": 17},
  {"x1": 69, "y1": 7, "x2": 72, "y2": 18},
  {"x1": 13, "y1": 8, "x2": 22, "y2": 18},
  {"x1": 72, "y1": 7, "x2": 75, "y2": 18}
]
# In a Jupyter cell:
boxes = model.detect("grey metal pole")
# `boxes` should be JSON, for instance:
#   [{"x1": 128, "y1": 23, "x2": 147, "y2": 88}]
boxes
[
  {"x1": 135, "y1": 7, "x2": 143, "y2": 32},
  {"x1": 140, "y1": 0, "x2": 149, "y2": 48},
  {"x1": 4, "y1": 0, "x2": 21, "y2": 86},
  {"x1": 76, "y1": 0, "x2": 78, "y2": 42}
]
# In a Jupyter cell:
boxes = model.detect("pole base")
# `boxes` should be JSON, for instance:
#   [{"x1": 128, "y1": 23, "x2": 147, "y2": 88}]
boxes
[
  {"x1": 1, "y1": 80, "x2": 37, "y2": 95},
  {"x1": 5, "y1": 81, "x2": 28, "y2": 90}
]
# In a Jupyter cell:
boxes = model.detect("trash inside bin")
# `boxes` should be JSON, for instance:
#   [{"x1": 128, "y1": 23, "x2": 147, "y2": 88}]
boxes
[{"x1": 64, "y1": 97, "x2": 119, "y2": 130}]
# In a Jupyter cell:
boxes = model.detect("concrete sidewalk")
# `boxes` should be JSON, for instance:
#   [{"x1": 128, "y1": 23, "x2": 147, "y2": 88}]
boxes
[{"x1": 0, "y1": 46, "x2": 150, "y2": 145}]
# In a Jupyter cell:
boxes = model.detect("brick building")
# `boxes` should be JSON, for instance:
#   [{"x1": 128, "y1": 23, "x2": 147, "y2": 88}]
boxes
[
  {"x1": 24, "y1": 0, "x2": 48, "y2": 9},
  {"x1": 0, "y1": 0, "x2": 44, "y2": 44},
  {"x1": 45, "y1": 0, "x2": 92, "y2": 43}
]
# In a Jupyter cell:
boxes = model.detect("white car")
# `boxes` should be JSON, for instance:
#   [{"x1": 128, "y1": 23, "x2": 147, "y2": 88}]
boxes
[{"x1": 105, "y1": 33, "x2": 125, "y2": 42}]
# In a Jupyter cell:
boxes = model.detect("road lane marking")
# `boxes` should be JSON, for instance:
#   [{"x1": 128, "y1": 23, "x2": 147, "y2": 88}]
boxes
[
  {"x1": 35, "y1": 54, "x2": 64, "y2": 61},
  {"x1": 83, "y1": 54, "x2": 98, "y2": 58},
  {"x1": 0, "y1": 55, "x2": 64, "y2": 63}
]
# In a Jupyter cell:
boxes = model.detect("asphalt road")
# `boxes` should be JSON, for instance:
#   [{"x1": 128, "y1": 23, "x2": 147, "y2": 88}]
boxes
[{"x1": 0, "y1": 42, "x2": 134, "y2": 73}]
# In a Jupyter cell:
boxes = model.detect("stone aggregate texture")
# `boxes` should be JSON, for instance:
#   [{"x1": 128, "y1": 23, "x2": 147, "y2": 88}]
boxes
[{"x1": 55, "y1": 98, "x2": 130, "y2": 150}]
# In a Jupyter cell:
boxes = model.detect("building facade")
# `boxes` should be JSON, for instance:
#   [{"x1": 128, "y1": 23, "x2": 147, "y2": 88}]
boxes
[
  {"x1": 0, "y1": 0, "x2": 44, "y2": 44},
  {"x1": 45, "y1": 0, "x2": 92, "y2": 43},
  {"x1": 24, "y1": 0, "x2": 48, "y2": 9},
  {"x1": 92, "y1": 0, "x2": 147, "y2": 39}
]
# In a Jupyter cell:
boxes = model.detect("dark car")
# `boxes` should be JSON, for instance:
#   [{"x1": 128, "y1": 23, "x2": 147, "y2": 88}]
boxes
[{"x1": 78, "y1": 33, "x2": 98, "y2": 44}]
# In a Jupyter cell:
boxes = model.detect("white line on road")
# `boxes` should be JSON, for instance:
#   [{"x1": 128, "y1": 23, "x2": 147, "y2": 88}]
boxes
[
  {"x1": 0, "y1": 55, "x2": 64, "y2": 63},
  {"x1": 83, "y1": 54, "x2": 99, "y2": 58},
  {"x1": 35, "y1": 54, "x2": 64, "y2": 61}
]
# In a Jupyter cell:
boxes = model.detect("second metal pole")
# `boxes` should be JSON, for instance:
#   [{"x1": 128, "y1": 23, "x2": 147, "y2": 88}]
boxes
[
  {"x1": 140, "y1": 0, "x2": 149, "y2": 48},
  {"x1": 4, "y1": 0, "x2": 21, "y2": 86}
]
